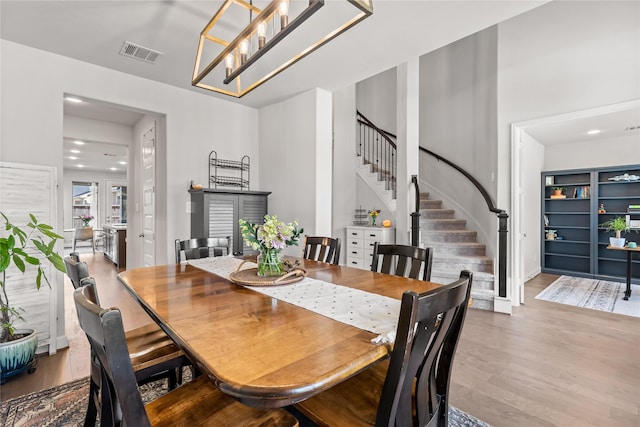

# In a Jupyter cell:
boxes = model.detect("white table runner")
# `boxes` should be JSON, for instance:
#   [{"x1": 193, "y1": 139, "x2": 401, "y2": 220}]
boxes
[{"x1": 187, "y1": 257, "x2": 399, "y2": 342}]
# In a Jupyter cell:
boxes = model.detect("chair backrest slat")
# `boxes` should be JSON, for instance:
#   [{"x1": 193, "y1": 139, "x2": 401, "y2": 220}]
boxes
[
  {"x1": 175, "y1": 237, "x2": 230, "y2": 263},
  {"x1": 371, "y1": 243, "x2": 434, "y2": 281},
  {"x1": 302, "y1": 236, "x2": 341, "y2": 265},
  {"x1": 64, "y1": 256, "x2": 91, "y2": 289},
  {"x1": 74, "y1": 286, "x2": 152, "y2": 427},
  {"x1": 375, "y1": 270, "x2": 473, "y2": 427}
]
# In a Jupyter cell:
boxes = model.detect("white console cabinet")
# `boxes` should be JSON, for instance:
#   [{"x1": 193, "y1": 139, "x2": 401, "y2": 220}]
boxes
[{"x1": 345, "y1": 226, "x2": 395, "y2": 270}]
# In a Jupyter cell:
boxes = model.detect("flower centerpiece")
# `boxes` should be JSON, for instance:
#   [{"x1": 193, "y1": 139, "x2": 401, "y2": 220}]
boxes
[
  {"x1": 239, "y1": 215, "x2": 303, "y2": 277},
  {"x1": 368, "y1": 209, "x2": 381, "y2": 227},
  {"x1": 79, "y1": 214, "x2": 94, "y2": 228}
]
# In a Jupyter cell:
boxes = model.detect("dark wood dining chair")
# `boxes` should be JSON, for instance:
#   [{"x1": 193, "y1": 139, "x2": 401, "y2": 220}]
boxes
[
  {"x1": 370, "y1": 243, "x2": 433, "y2": 281},
  {"x1": 73, "y1": 284, "x2": 299, "y2": 427},
  {"x1": 302, "y1": 236, "x2": 341, "y2": 265},
  {"x1": 63, "y1": 257, "x2": 190, "y2": 426},
  {"x1": 175, "y1": 237, "x2": 231, "y2": 263},
  {"x1": 294, "y1": 270, "x2": 473, "y2": 427}
]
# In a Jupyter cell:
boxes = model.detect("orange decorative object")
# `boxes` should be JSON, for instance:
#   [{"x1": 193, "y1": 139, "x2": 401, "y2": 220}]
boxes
[{"x1": 382, "y1": 219, "x2": 392, "y2": 228}]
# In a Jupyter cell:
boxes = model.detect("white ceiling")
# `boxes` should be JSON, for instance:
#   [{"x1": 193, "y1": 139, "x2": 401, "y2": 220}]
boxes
[
  {"x1": 0, "y1": 0, "x2": 547, "y2": 108},
  {"x1": 524, "y1": 103, "x2": 640, "y2": 146},
  {"x1": 62, "y1": 136, "x2": 129, "y2": 174},
  {"x1": 63, "y1": 99, "x2": 139, "y2": 173}
]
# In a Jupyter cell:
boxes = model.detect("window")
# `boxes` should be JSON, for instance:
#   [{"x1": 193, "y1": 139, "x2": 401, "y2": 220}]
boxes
[{"x1": 72, "y1": 181, "x2": 98, "y2": 228}]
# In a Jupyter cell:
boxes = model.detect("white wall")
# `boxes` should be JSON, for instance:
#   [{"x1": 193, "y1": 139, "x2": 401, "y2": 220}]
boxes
[
  {"x1": 356, "y1": 67, "x2": 397, "y2": 133},
  {"x1": 0, "y1": 40, "x2": 259, "y2": 268},
  {"x1": 497, "y1": 0, "x2": 640, "y2": 239},
  {"x1": 64, "y1": 115, "x2": 133, "y2": 145},
  {"x1": 419, "y1": 26, "x2": 499, "y2": 259},
  {"x1": 258, "y1": 89, "x2": 332, "y2": 256},
  {"x1": 332, "y1": 85, "x2": 358, "y2": 264}
]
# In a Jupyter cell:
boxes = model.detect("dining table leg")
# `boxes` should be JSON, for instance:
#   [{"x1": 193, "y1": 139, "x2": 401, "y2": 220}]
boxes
[{"x1": 624, "y1": 251, "x2": 632, "y2": 301}]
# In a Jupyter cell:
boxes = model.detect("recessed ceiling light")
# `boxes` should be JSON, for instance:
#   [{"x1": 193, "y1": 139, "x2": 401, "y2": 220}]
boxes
[
  {"x1": 70, "y1": 149, "x2": 80, "y2": 154},
  {"x1": 119, "y1": 161, "x2": 127, "y2": 165},
  {"x1": 65, "y1": 96, "x2": 83, "y2": 103},
  {"x1": 110, "y1": 167, "x2": 118, "y2": 171},
  {"x1": 73, "y1": 140, "x2": 86, "y2": 145},
  {"x1": 587, "y1": 129, "x2": 601, "y2": 135},
  {"x1": 68, "y1": 156, "x2": 78, "y2": 160},
  {"x1": 77, "y1": 164, "x2": 85, "y2": 168}
]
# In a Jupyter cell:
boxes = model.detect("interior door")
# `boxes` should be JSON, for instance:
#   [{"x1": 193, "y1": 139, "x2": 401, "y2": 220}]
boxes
[{"x1": 141, "y1": 123, "x2": 156, "y2": 267}]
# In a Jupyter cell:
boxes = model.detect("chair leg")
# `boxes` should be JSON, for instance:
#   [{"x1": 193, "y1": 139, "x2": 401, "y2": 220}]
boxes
[{"x1": 83, "y1": 379, "x2": 99, "y2": 427}]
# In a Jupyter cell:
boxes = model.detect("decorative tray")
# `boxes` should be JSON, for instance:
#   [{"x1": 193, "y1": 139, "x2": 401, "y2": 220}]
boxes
[{"x1": 228, "y1": 267, "x2": 307, "y2": 287}]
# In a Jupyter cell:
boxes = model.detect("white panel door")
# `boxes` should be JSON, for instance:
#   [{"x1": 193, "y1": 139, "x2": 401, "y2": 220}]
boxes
[
  {"x1": 141, "y1": 123, "x2": 156, "y2": 267},
  {"x1": 0, "y1": 162, "x2": 59, "y2": 354}
]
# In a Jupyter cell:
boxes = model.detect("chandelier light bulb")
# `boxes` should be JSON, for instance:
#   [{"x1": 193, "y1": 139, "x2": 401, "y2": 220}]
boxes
[
  {"x1": 240, "y1": 39, "x2": 249, "y2": 64},
  {"x1": 280, "y1": 0, "x2": 289, "y2": 29},
  {"x1": 257, "y1": 21, "x2": 266, "y2": 49},
  {"x1": 225, "y1": 53, "x2": 235, "y2": 77}
]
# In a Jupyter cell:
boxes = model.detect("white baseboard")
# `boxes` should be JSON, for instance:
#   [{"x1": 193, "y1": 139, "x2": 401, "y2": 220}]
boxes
[{"x1": 493, "y1": 296, "x2": 512, "y2": 314}]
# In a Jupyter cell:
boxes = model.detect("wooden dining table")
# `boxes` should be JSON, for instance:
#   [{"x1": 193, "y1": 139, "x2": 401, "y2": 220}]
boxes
[{"x1": 116, "y1": 257, "x2": 441, "y2": 408}]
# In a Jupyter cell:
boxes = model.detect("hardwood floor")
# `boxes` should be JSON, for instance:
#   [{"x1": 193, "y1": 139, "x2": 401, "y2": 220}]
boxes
[{"x1": 1, "y1": 255, "x2": 638, "y2": 427}]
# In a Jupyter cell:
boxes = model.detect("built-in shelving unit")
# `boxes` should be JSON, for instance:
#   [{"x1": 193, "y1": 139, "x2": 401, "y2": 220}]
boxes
[
  {"x1": 209, "y1": 151, "x2": 250, "y2": 190},
  {"x1": 596, "y1": 167, "x2": 640, "y2": 280},
  {"x1": 541, "y1": 165, "x2": 640, "y2": 283}
]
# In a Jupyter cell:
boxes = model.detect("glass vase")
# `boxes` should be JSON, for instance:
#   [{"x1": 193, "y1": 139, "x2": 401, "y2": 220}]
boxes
[{"x1": 257, "y1": 248, "x2": 284, "y2": 277}]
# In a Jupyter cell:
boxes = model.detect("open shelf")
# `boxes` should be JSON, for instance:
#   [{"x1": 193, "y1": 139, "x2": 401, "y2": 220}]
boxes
[{"x1": 542, "y1": 165, "x2": 640, "y2": 284}]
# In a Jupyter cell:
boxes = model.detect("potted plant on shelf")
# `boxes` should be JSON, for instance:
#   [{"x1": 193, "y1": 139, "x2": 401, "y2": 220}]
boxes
[
  {"x1": 552, "y1": 187, "x2": 565, "y2": 197},
  {"x1": 0, "y1": 212, "x2": 66, "y2": 382},
  {"x1": 600, "y1": 216, "x2": 636, "y2": 248}
]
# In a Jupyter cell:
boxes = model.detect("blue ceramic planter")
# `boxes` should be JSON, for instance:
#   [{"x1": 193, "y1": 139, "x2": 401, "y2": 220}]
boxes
[{"x1": 0, "y1": 329, "x2": 37, "y2": 383}]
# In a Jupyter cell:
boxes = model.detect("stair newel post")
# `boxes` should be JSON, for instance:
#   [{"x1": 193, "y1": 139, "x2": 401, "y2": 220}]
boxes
[
  {"x1": 411, "y1": 175, "x2": 421, "y2": 247},
  {"x1": 497, "y1": 211, "x2": 509, "y2": 298}
]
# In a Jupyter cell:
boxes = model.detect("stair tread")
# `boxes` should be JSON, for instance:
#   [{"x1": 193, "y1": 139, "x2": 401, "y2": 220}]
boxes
[
  {"x1": 431, "y1": 270, "x2": 494, "y2": 279},
  {"x1": 422, "y1": 230, "x2": 477, "y2": 234},
  {"x1": 428, "y1": 241, "x2": 485, "y2": 247},
  {"x1": 431, "y1": 254, "x2": 493, "y2": 262}
]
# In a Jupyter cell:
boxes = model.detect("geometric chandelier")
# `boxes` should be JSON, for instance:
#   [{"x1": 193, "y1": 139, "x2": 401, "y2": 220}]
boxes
[{"x1": 192, "y1": 0, "x2": 373, "y2": 98}]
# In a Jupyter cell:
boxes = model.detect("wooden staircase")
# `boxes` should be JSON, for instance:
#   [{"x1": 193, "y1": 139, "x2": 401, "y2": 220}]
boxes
[{"x1": 419, "y1": 192, "x2": 495, "y2": 310}]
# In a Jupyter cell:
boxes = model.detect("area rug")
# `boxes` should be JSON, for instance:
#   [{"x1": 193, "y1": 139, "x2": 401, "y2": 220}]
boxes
[
  {"x1": 0, "y1": 377, "x2": 491, "y2": 427},
  {"x1": 535, "y1": 275, "x2": 640, "y2": 318}
]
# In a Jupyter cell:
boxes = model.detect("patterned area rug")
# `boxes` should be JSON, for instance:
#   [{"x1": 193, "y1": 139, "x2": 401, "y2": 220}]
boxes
[
  {"x1": 535, "y1": 275, "x2": 640, "y2": 318},
  {"x1": 0, "y1": 376, "x2": 491, "y2": 426}
]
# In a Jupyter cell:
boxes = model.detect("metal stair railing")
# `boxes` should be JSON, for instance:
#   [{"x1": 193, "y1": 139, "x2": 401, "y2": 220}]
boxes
[
  {"x1": 418, "y1": 147, "x2": 509, "y2": 299},
  {"x1": 356, "y1": 111, "x2": 397, "y2": 199}
]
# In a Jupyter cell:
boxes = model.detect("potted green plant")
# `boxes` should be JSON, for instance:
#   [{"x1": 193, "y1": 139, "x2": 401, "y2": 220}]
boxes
[
  {"x1": 0, "y1": 212, "x2": 66, "y2": 382},
  {"x1": 600, "y1": 216, "x2": 636, "y2": 247},
  {"x1": 552, "y1": 187, "x2": 565, "y2": 196}
]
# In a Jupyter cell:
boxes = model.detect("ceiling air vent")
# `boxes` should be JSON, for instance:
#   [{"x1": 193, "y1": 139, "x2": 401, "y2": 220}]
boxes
[
  {"x1": 626, "y1": 125, "x2": 640, "y2": 131},
  {"x1": 119, "y1": 41, "x2": 163, "y2": 64}
]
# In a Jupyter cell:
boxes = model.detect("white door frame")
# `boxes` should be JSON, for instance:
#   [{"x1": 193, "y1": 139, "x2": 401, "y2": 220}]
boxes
[{"x1": 510, "y1": 99, "x2": 640, "y2": 306}]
